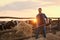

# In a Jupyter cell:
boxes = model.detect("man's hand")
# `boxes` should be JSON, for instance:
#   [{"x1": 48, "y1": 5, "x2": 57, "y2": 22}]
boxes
[{"x1": 46, "y1": 19, "x2": 49, "y2": 24}]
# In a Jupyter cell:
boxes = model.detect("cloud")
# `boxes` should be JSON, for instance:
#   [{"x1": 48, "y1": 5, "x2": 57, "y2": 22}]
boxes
[
  {"x1": 42, "y1": 0, "x2": 60, "y2": 5},
  {"x1": 0, "y1": 1, "x2": 36, "y2": 11},
  {"x1": 0, "y1": 0, "x2": 27, "y2": 6},
  {"x1": 0, "y1": 1, "x2": 53, "y2": 11}
]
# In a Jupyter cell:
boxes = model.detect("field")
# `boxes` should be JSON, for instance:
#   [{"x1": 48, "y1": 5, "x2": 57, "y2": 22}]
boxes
[{"x1": 0, "y1": 20, "x2": 60, "y2": 40}]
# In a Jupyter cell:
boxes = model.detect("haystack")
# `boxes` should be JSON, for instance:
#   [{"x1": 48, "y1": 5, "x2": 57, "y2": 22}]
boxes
[{"x1": 14, "y1": 21, "x2": 33, "y2": 38}]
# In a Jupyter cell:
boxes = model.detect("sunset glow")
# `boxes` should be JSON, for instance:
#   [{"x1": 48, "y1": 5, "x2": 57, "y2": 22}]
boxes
[
  {"x1": 0, "y1": 0, "x2": 60, "y2": 20},
  {"x1": 33, "y1": 19, "x2": 37, "y2": 23}
]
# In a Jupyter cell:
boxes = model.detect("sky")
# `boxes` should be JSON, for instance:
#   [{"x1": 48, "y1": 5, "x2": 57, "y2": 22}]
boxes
[{"x1": 0, "y1": 0, "x2": 60, "y2": 18}]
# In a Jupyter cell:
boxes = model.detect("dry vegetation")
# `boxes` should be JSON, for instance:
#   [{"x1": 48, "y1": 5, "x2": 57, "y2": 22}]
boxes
[
  {"x1": 14, "y1": 21, "x2": 33, "y2": 38},
  {"x1": 0, "y1": 21, "x2": 33, "y2": 40},
  {"x1": 0, "y1": 21, "x2": 60, "y2": 40}
]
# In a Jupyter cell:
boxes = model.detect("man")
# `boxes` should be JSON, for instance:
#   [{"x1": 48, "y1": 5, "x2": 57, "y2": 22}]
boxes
[{"x1": 35, "y1": 8, "x2": 48, "y2": 39}]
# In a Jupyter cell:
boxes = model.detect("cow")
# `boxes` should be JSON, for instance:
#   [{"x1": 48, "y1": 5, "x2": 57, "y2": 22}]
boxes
[{"x1": 0, "y1": 20, "x2": 18, "y2": 31}]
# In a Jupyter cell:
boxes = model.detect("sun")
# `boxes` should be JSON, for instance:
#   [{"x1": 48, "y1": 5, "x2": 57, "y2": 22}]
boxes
[{"x1": 33, "y1": 19, "x2": 37, "y2": 23}]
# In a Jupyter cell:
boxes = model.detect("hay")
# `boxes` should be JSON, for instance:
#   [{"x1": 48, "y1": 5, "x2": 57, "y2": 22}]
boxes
[
  {"x1": 46, "y1": 33, "x2": 60, "y2": 40},
  {"x1": 14, "y1": 21, "x2": 33, "y2": 38},
  {"x1": 56, "y1": 31, "x2": 60, "y2": 37}
]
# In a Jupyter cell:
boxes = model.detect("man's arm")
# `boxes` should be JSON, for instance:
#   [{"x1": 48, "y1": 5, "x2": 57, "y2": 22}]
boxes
[
  {"x1": 44, "y1": 14, "x2": 47, "y2": 19},
  {"x1": 44, "y1": 14, "x2": 49, "y2": 24}
]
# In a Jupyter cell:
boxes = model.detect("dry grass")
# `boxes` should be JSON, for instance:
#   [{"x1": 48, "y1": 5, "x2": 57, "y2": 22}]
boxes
[
  {"x1": 0, "y1": 21, "x2": 60, "y2": 40},
  {"x1": 0, "y1": 21, "x2": 33, "y2": 40},
  {"x1": 14, "y1": 21, "x2": 33, "y2": 38}
]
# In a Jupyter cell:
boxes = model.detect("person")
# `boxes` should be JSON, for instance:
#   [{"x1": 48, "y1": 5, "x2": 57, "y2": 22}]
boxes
[{"x1": 35, "y1": 8, "x2": 48, "y2": 39}]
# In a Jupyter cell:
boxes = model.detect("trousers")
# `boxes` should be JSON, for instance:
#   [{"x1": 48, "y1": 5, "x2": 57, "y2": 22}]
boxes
[{"x1": 35, "y1": 25, "x2": 46, "y2": 39}]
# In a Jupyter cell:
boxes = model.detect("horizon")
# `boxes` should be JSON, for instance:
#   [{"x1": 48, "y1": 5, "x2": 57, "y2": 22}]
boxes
[{"x1": 0, "y1": 16, "x2": 60, "y2": 21}]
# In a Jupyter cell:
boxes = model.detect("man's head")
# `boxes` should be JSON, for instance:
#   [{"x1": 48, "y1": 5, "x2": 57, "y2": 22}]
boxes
[{"x1": 38, "y1": 8, "x2": 42, "y2": 13}]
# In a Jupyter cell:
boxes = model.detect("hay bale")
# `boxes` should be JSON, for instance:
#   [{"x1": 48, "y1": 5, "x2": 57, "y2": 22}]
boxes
[{"x1": 14, "y1": 21, "x2": 33, "y2": 38}]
